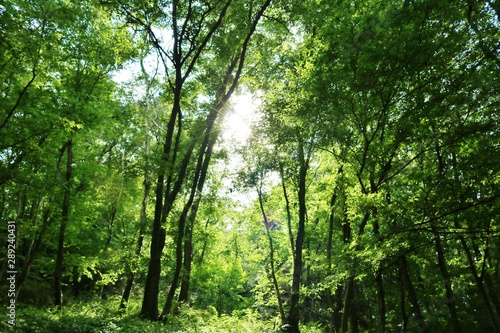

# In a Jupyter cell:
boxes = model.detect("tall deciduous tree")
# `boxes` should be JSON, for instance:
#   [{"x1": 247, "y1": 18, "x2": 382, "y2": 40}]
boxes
[{"x1": 111, "y1": 0, "x2": 272, "y2": 320}]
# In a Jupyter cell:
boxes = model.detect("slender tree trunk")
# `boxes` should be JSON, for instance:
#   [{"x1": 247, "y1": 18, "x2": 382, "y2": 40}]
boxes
[
  {"x1": 279, "y1": 162, "x2": 295, "y2": 254},
  {"x1": 54, "y1": 140, "x2": 73, "y2": 307},
  {"x1": 141, "y1": 0, "x2": 271, "y2": 319},
  {"x1": 141, "y1": 87, "x2": 181, "y2": 319},
  {"x1": 341, "y1": 276, "x2": 354, "y2": 333},
  {"x1": 162, "y1": 191, "x2": 191, "y2": 317},
  {"x1": 450, "y1": 152, "x2": 499, "y2": 331},
  {"x1": 399, "y1": 255, "x2": 428, "y2": 332},
  {"x1": 287, "y1": 139, "x2": 309, "y2": 333},
  {"x1": 162, "y1": 110, "x2": 217, "y2": 317},
  {"x1": 371, "y1": 203, "x2": 386, "y2": 333},
  {"x1": 17, "y1": 207, "x2": 51, "y2": 298},
  {"x1": 376, "y1": 271, "x2": 386, "y2": 333},
  {"x1": 326, "y1": 190, "x2": 336, "y2": 332},
  {"x1": 164, "y1": 1, "x2": 272, "y2": 307},
  {"x1": 459, "y1": 236, "x2": 499, "y2": 332},
  {"x1": 120, "y1": 177, "x2": 150, "y2": 310},
  {"x1": 100, "y1": 172, "x2": 123, "y2": 299},
  {"x1": 267, "y1": 222, "x2": 286, "y2": 323},
  {"x1": 399, "y1": 260, "x2": 408, "y2": 333},
  {"x1": 484, "y1": 272, "x2": 500, "y2": 320},
  {"x1": 432, "y1": 231, "x2": 461, "y2": 332},
  {"x1": 197, "y1": 219, "x2": 211, "y2": 266},
  {"x1": 121, "y1": 111, "x2": 151, "y2": 310},
  {"x1": 257, "y1": 187, "x2": 286, "y2": 323},
  {"x1": 178, "y1": 196, "x2": 198, "y2": 303}
]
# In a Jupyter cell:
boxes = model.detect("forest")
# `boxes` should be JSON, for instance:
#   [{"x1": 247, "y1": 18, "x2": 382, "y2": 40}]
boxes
[{"x1": 1, "y1": 0, "x2": 499, "y2": 332}]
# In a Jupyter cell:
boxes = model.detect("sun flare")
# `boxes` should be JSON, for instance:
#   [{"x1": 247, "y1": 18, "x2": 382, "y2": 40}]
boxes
[{"x1": 222, "y1": 92, "x2": 260, "y2": 145}]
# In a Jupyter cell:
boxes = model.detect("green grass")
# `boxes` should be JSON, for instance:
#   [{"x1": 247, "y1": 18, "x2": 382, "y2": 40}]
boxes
[
  {"x1": 3, "y1": 296, "x2": 325, "y2": 332},
  {"x1": 2, "y1": 297, "x2": 276, "y2": 333}
]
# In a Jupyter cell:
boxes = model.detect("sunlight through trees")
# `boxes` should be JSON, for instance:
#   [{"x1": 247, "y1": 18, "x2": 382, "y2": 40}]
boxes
[{"x1": 1, "y1": 0, "x2": 499, "y2": 332}]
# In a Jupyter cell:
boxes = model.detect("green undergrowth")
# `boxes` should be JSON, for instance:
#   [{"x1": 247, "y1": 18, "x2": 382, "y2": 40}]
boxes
[{"x1": 2, "y1": 298, "x2": 323, "y2": 333}]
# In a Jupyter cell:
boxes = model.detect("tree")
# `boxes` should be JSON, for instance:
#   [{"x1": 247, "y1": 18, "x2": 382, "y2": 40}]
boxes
[{"x1": 110, "y1": 0, "x2": 273, "y2": 320}]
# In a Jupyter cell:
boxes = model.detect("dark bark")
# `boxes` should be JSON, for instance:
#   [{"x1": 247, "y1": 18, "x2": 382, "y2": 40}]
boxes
[
  {"x1": 257, "y1": 186, "x2": 286, "y2": 323},
  {"x1": 458, "y1": 236, "x2": 499, "y2": 332},
  {"x1": 142, "y1": 0, "x2": 271, "y2": 319},
  {"x1": 178, "y1": 171, "x2": 206, "y2": 303},
  {"x1": 54, "y1": 140, "x2": 73, "y2": 307},
  {"x1": 178, "y1": 217, "x2": 193, "y2": 303},
  {"x1": 399, "y1": 255, "x2": 428, "y2": 332},
  {"x1": 287, "y1": 138, "x2": 309, "y2": 333},
  {"x1": 120, "y1": 177, "x2": 151, "y2": 310},
  {"x1": 340, "y1": 276, "x2": 354, "y2": 333},
  {"x1": 17, "y1": 207, "x2": 51, "y2": 298},
  {"x1": 484, "y1": 272, "x2": 500, "y2": 321},
  {"x1": 279, "y1": 162, "x2": 295, "y2": 255},
  {"x1": 162, "y1": 200, "x2": 190, "y2": 317},
  {"x1": 433, "y1": 231, "x2": 461, "y2": 332},
  {"x1": 197, "y1": 219, "x2": 211, "y2": 266},
  {"x1": 376, "y1": 271, "x2": 386, "y2": 333},
  {"x1": 162, "y1": 112, "x2": 216, "y2": 317},
  {"x1": 162, "y1": 102, "x2": 218, "y2": 317},
  {"x1": 141, "y1": 60, "x2": 185, "y2": 318},
  {"x1": 165, "y1": 0, "x2": 272, "y2": 315},
  {"x1": 141, "y1": 102, "x2": 179, "y2": 319},
  {"x1": 399, "y1": 260, "x2": 409, "y2": 333},
  {"x1": 326, "y1": 191, "x2": 336, "y2": 332},
  {"x1": 450, "y1": 153, "x2": 499, "y2": 331}
]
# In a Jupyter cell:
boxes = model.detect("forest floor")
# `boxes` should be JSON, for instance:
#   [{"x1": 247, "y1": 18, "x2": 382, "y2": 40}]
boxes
[{"x1": 3, "y1": 298, "x2": 324, "y2": 333}]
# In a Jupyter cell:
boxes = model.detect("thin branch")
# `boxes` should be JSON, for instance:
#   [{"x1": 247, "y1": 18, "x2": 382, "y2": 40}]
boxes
[{"x1": 182, "y1": 0, "x2": 233, "y2": 82}]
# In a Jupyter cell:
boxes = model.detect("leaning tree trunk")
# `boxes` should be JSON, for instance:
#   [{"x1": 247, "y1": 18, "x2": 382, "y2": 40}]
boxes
[
  {"x1": 17, "y1": 207, "x2": 51, "y2": 299},
  {"x1": 458, "y1": 236, "x2": 499, "y2": 332},
  {"x1": 257, "y1": 186, "x2": 286, "y2": 323},
  {"x1": 399, "y1": 255, "x2": 428, "y2": 332}
]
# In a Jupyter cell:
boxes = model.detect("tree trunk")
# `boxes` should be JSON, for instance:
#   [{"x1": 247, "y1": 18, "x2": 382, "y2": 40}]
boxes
[
  {"x1": 376, "y1": 271, "x2": 386, "y2": 333},
  {"x1": 279, "y1": 162, "x2": 294, "y2": 254},
  {"x1": 120, "y1": 177, "x2": 150, "y2": 310},
  {"x1": 197, "y1": 219, "x2": 211, "y2": 266},
  {"x1": 162, "y1": 107, "x2": 218, "y2": 317},
  {"x1": 399, "y1": 259, "x2": 409, "y2": 333},
  {"x1": 257, "y1": 187, "x2": 286, "y2": 323},
  {"x1": 141, "y1": 86, "x2": 181, "y2": 320},
  {"x1": 162, "y1": 192, "x2": 191, "y2": 317},
  {"x1": 459, "y1": 236, "x2": 499, "y2": 332},
  {"x1": 54, "y1": 140, "x2": 73, "y2": 308},
  {"x1": 178, "y1": 222, "x2": 193, "y2": 303},
  {"x1": 17, "y1": 207, "x2": 51, "y2": 298},
  {"x1": 433, "y1": 231, "x2": 461, "y2": 332},
  {"x1": 341, "y1": 276, "x2": 354, "y2": 333},
  {"x1": 326, "y1": 190, "x2": 337, "y2": 332},
  {"x1": 286, "y1": 139, "x2": 309, "y2": 333},
  {"x1": 484, "y1": 271, "x2": 500, "y2": 321},
  {"x1": 141, "y1": 0, "x2": 271, "y2": 319},
  {"x1": 399, "y1": 255, "x2": 428, "y2": 332}
]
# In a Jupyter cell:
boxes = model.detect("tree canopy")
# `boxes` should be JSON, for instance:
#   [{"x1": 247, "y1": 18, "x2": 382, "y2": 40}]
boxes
[{"x1": 1, "y1": 0, "x2": 499, "y2": 332}]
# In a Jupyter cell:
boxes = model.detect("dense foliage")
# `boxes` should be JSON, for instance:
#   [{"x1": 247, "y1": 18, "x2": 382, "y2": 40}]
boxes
[{"x1": 1, "y1": 0, "x2": 499, "y2": 332}]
